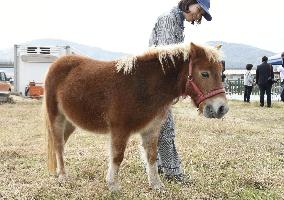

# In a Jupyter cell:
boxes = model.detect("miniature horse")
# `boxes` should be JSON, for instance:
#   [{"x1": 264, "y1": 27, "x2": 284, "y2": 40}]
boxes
[{"x1": 44, "y1": 43, "x2": 229, "y2": 191}]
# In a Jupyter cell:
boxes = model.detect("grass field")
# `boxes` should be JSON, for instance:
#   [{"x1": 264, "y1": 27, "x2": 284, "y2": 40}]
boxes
[{"x1": 0, "y1": 96, "x2": 284, "y2": 199}]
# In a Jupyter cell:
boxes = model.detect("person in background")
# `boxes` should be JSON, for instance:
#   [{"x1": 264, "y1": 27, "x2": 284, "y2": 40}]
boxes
[
  {"x1": 149, "y1": 0, "x2": 212, "y2": 184},
  {"x1": 256, "y1": 56, "x2": 274, "y2": 107},
  {"x1": 279, "y1": 52, "x2": 284, "y2": 102},
  {"x1": 243, "y1": 64, "x2": 254, "y2": 103},
  {"x1": 221, "y1": 60, "x2": 226, "y2": 82}
]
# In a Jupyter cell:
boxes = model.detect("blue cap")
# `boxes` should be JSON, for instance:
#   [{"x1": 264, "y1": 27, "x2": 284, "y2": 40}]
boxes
[{"x1": 196, "y1": 0, "x2": 212, "y2": 21}]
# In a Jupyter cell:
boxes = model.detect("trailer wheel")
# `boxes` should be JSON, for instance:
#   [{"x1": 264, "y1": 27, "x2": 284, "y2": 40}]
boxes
[{"x1": 25, "y1": 88, "x2": 29, "y2": 96}]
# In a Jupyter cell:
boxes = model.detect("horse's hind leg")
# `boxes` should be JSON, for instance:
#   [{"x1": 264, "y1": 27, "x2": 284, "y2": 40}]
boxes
[
  {"x1": 140, "y1": 128, "x2": 164, "y2": 190},
  {"x1": 64, "y1": 121, "x2": 75, "y2": 144},
  {"x1": 47, "y1": 115, "x2": 75, "y2": 176},
  {"x1": 50, "y1": 114, "x2": 72, "y2": 178},
  {"x1": 106, "y1": 128, "x2": 130, "y2": 191}
]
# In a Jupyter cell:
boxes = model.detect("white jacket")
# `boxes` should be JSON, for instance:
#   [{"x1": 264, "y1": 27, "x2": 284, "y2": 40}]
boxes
[
  {"x1": 278, "y1": 66, "x2": 284, "y2": 81},
  {"x1": 244, "y1": 70, "x2": 254, "y2": 86}
]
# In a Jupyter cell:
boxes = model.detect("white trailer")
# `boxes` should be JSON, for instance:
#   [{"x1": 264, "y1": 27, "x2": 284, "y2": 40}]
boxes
[{"x1": 14, "y1": 45, "x2": 71, "y2": 95}]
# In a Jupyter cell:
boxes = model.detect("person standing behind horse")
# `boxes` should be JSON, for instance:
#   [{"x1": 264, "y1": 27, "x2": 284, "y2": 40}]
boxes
[
  {"x1": 256, "y1": 56, "x2": 274, "y2": 107},
  {"x1": 149, "y1": 0, "x2": 212, "y2": 183},
  {"x1": 279, "y1": 52, "x2": 284, "y2": 102},
  {"x1": 243, "y1": 64, "x2": 254, "y2": 103}
]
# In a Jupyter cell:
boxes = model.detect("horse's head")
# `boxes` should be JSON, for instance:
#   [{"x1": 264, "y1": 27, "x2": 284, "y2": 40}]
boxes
[{"x1": 184, "y1": 43, "x2": 229, "y2": 118}]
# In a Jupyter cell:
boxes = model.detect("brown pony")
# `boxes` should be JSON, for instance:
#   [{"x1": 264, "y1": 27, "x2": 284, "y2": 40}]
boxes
[{"x1": 44, "y1": 43, "x2": 229, "y2": 191}]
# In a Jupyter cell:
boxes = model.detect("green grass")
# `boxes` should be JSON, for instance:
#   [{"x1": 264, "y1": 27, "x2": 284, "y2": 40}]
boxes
[{"x1": 0, "y1": 97, "x2": 283, "y2": 199}]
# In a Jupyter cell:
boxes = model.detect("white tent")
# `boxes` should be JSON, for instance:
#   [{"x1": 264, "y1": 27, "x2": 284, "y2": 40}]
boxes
[{"x1": 268, "y1": 52, "x2": 283, "y2": 65}]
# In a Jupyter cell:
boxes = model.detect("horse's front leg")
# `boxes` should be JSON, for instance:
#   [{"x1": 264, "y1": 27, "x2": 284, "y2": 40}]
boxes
[
  {"x1": 106, "y1": 129, "x2": 130, "y2": 192},
  {"x1": 140, "y1": 128, "x2": 164, "y2": 190}
]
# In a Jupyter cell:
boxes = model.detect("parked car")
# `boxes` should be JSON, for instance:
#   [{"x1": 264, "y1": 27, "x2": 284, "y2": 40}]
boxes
[{"x1": 0, "y1": 71, "x2": 12, "y2": 103}]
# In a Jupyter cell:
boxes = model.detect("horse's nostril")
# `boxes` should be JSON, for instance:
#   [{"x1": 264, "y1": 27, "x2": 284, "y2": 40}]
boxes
[
  {"x1": 206, "y1": 105, "x2": 214, "y2": 114},
  {"x1": 218, "y1": 106, "x2": 224, "y2": 113},
  {"x1": 217, "y1": 106, "x2": 226, "y2": 115}
]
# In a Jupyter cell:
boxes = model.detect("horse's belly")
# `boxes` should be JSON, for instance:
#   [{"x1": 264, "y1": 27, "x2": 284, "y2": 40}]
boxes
[{"x1": 60, "y1": 100, "x2": 109, "y2": 133}]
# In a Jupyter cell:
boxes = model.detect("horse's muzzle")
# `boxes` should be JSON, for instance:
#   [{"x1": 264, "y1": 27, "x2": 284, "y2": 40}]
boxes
[{"x1": 203, "y1": 103, "x2": 229, "y2": 119}]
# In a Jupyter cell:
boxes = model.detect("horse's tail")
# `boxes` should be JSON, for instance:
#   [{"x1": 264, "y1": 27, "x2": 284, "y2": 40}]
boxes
[
  {"x1": 43, "y1": 56, "x2": 81, "y2": 174},
  {"x1": 42, "y1": 86, "x2": 57, "y2": 174}
]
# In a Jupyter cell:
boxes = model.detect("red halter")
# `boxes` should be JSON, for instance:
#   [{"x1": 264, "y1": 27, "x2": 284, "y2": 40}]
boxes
[{"x1": 184, "y1": 58, "x2": 225, "y2": 107}]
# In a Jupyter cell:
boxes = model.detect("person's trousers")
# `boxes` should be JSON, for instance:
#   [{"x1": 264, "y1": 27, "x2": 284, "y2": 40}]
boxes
[
  {"x1": 244, "y1": 85, "x2": 253, "y2": 102},
  {"x1": 157, "y1": 109, "x2": 182, "y2": 176},
  {"x1": 280, "y1": 81, "x2": 284, "y2": 101},
  {"x1": 258, "y1": 84, "x2": 272, "y2": 106}
]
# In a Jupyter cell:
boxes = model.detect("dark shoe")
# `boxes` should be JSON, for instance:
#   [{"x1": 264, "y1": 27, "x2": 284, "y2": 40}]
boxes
[
  {"x1": 164, "y1": 174, "x2": 192, "y2": 186},
  {"x1": 158, "y1": 166, "x2": 164, "y2": 174},
  {"x1": 260, "y1": 104, "x2": 264, "y2": 107},
  {"x1": 267, "y1": 105, "x2": 272, "y2": 108}
]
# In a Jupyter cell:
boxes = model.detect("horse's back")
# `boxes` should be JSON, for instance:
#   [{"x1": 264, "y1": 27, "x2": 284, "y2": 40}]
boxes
[
  {"x1": 46, "y1": 55, "x2": 113, "y2": 82},
  {"x1": 44, "y1": 55, "x2": 116, "y2": 131}
]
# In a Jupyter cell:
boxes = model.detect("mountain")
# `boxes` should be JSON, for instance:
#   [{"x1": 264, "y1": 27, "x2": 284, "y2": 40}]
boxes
[
  {"x1": 0, "y1": 48, "x2": 14, "y2": 63},
  {"x1": 207, "y1": 41, "x2": 275, "y2": 69},
  {"x1": 0, "y1": 39, "x2": 277, "y2": 69},
  {"x1": 0, "y1": 39, "x2": 128, "y2": 62}
]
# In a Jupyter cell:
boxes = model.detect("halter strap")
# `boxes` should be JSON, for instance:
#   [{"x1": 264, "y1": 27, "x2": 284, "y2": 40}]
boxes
[{"x1": 184, "y1": 58, "x2": 225, "y2": 107}]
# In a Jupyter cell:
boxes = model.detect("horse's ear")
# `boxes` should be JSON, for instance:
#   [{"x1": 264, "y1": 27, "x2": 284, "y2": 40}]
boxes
[
  {"x1": 190, "y1": 42, "x2": 203, "y2": 58},
  {"x1": 215, "y1": 44, "x2": 222, "y2": 50}
]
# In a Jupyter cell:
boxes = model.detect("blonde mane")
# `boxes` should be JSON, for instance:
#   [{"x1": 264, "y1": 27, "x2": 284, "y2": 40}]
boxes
[
  {"x1": 198, "y1": 43, "x2": 223, "y2": 64},
  {"x1": 115, "y1": 43, "x2": 222, "y2": 74}
]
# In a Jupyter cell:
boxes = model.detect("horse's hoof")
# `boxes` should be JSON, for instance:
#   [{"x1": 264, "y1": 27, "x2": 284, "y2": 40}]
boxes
[
  {"x1": 150, "y1": 181, "x2": 165, "y2": 190},
  {"x1": 108, "y1": 182, "x2": 120, "y2": 192},
  {"x1": 58, "y1": 174, "x2": 68, "y2": 182}
]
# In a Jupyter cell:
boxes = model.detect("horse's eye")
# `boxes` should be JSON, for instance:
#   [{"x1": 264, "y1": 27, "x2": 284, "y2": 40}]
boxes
[{"x1": 201, "y1": 72, "x2": 209, "y2": 78}]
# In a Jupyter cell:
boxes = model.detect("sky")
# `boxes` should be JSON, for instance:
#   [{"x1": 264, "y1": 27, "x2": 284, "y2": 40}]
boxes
[{"x1": 1, "y1": 0, "x2": 284, "y2": 54}]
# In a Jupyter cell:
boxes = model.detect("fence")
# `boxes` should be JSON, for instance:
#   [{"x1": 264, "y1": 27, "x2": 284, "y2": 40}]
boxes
[{"x1": 224, "y1": 79, "x2": 282, "y2": 96}]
